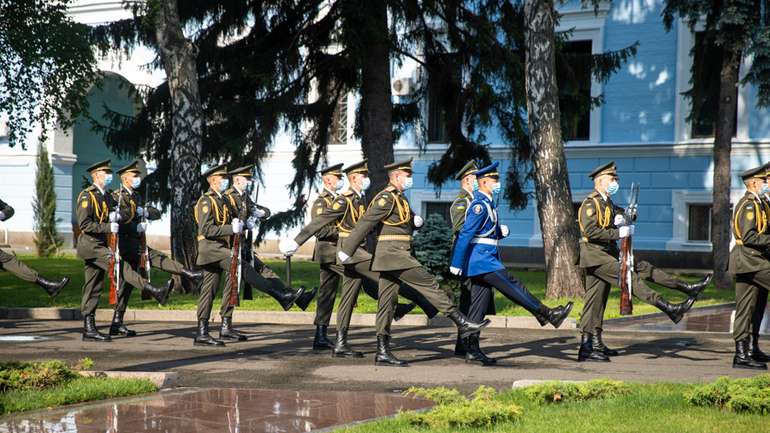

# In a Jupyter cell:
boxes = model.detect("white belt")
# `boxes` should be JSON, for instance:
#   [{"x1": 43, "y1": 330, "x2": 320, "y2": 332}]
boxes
[{"x1": 471, "y1": 238, "x2": 497, "y2": 246}]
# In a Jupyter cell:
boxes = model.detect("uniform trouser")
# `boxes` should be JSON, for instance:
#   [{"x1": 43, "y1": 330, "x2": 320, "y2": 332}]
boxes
[
  {"x1": 468, "y1": 270, "x2": 542, "y2": 323},
  {"x1": 458, "y1": 277, "x2": 496, "y2": 318},
  {"x1": 580, "y1": 260, "x2": 679, "y2": 333},
  {"x1": 752, "y1": 285, "x2": 769, "y2": 338},
  {"x1": 315, "y1": 262, "x2": 342, "y2": 326},
  {"x1": 114, "y1": 246, "x2": 185, "y2": 314},
  {"x1": 252, "y1": 255, "x2": 292, "y2": 293},
  {"x1": 81, "y1": 247, "x2": 149, "y2": 316},
  {"x1": 359, "y1": 270, "x2": 440, "y2": 318},
  {"x1": 735, "y1": 270, "x2": 770, "y2": 341},
  {"x1": 376, "y1": 266, "x2": 455, "y2": 336},
  {"x1": 0, "y1": 248, "x2": 38, "y2": 282}
]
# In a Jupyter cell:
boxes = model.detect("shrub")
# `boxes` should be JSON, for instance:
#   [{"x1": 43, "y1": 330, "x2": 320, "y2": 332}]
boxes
[
  {"x1": 685, "y1": 374, "x2": 770, "y2": 414},
  {"x1": 0, "y1": 360, "x2": 78, "y2": 392},
  {"x1": 524, "y1": 379, "x2": 631, "y2": 404},
  {"x1": 402, "y1": 385, "x2": 522, "y2": 428},
  {"x1": 412, "y1": 214, "x2": 453, "y2": 282}
]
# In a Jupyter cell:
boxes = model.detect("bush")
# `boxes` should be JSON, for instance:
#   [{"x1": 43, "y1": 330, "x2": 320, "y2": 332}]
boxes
[
  {"x1": 33, "y1": 143, "x2": 63, "y2": 257},
  {"x1": 685, "y1": 374, "x2": 770, "y2": 414},
  {"x1": 412, "y1": 214, "x2": 453, "y2": 282},
  {"x1": 524, "y1": 379, "x2": 631, "y2": 404},
  {"x1": 402, "y1": 385, "x2": 522, "y2": 428},
  {"x1": 0, "y1": 360, "x2": 78, "y2": 392}
]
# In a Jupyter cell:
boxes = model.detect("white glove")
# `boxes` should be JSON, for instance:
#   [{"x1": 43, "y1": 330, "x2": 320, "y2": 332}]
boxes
[
  {"x1": 614, "y1": 214, "x2": 627, "y2": 226},
  {"x1": 449, "y1": 266, "x2": 462, "y2": 276},
  {"x1": 413, "y1": 215, "x2": 424, "y2": 228},
  {"x1": 136, "y1": 206, "x2": 144, "y2": 217},
  {"x1": 337, "y1": 251, "x2": 350, "y2": 263},
  {"x1": 279, "y1": 238, "x2": 299, "y2": 256},
  {"x1": 246, "y1": 216, "x2": 257, "y2": 230},
  {"x1": 110, "y1": 222, "x2": 119, "y2": 233},
  {"x1": 231, "y1": 218, "x2": 242, "y2": 234},
  {"x1": 136, "y1": 222, "x2": 147, "y2": 233},
  {"x1": 109, "y1": 211, "x2": 121, "y2": 223},
  {"x1": 500, "y1": 224, "x2": 509, "y2": 238},
  {"x1": 252, "y1": 208, "x2": 266, "y2": 218},
  {"x1": 619, "y1": 225, "x2": 635, "y2": 238}
]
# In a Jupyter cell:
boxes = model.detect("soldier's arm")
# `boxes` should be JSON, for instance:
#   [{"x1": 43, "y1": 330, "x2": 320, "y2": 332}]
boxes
[
  {"x1": 195, "y1": 198, "x2": 235, "y2": 238},
  {"x1": 450, "y1": 203, "x2": 486, "y2": 269},
  {"x1": 294, "y1": 197, "x2": 342, "y2": 245},
  {"x1": 579, "y1": 200, "x2": 619, "y2": 241},
  {"x1": 738, "y1": 201, "x2": 770, "y2": 247},
  {"x1": 449, "y1": 198, "x2": 467, "y2": 234},
  {"x1": 341, "y1": 193, "x2": 393, "y2": 257},
  {"x1": 77, "y1": 192, "x2": 110, "y2": 235},
  {"x1": 0, "y1": 198, "x2": 14, "y2": 221}
]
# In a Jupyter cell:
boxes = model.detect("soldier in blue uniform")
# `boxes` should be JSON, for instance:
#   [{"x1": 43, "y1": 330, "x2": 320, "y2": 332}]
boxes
[{"x1": 450, "y1": 162, "x2": 574, "y2": 364}]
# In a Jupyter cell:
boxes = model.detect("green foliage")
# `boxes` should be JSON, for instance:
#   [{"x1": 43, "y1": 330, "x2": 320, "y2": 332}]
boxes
[
  {"x1": 74, "y1": 357, "x2": 95, "y2": 371},
  {"x1": 412, "y1": 214, "x2": 453, "y2": 282},
  {"x1": 0, "y1": 360, "x2": 78, "y2": 392},
  {"x1": 33, "y1": 144, "x2": 63, "y2": 257},
  {"x1": 0, "y1": 0, "x2": 96, "y2": 148},
  {"x1": 685, "y1": 374, "x2": 770, "y2": 414},
  {"x1": 524, "y1": 379, "x2": 631, "y2": 404},
  {"x1": 402, "y1": 385, "x2": 522, "y2": 429}
]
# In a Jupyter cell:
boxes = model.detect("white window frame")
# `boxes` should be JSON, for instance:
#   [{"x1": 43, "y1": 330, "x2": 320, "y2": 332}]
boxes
[{"x1": 666, "y1": 189, "x2": 746, "y2": 252}]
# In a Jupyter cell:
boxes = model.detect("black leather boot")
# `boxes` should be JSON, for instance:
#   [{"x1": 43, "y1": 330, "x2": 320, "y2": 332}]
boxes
[
  {"x1": 465, "y1": 334, "x2": 496, "y2": 366},
  {"x1": 313, "y1": 325, "x2": 334, "y2": 350},
  {"x1": 733, "y1": 338, "x2": 767, "y2": 370},
  {"x1": 454, "y1": 332, "x2": 467, "y2": 357},
  {"x1": 446, "y1": 311, "x2": 491, "y2": 338},
  {"x1": 578, "y1": 333, "x2": 609, "y2": 362},
  {"x1": 538, "y1": 302, "x2": 574, "y2": 328},
  {"x1": 219, "y1": 317, "x2": 247, "y2": 341},
  {"x1": 260, "y1": 284, "x2": 303, "y2": 310},
  {"x1": 194, "y1": 319, "x2": 225, "y2": 347},
  {"x1": 109, "y1": 310, "x2": 136, "y2": 337},
  {"x1": 144, "y1": 279, "x2": 172, "y2": 305},
  {"x1": 36, "y1": 276, "x2": 69, "y2": 298},
  {"x1": 332, "y1": 328, "x2": 364, "y2": 358},
  {"x1": 82, "y1": 314, "x2": 111, "y2": 342},
  {"x1": 394, "y1": 302, "x2": 416, "y2": 321},
  {"x1": 653, "y1": 297, "x2": 695, "y2": 324},
  {"x1": 294, "y1": 286, "x2": 318, "y2": 311},
  {"x1": 591, "y1": 330, "x2": 618, "y2": 356},
  {"x1": 374, "y1": 335, "x2": 408, "y2": 366},
  {"x1": 675, "y1": 274, "x2": 712, "y2": 298},
  {"x1": 750, "y1": 334, "x2": 770, "y2": 362},
  {"x1": 181, "y1": 268, "x2": 203, "y2": 284}
]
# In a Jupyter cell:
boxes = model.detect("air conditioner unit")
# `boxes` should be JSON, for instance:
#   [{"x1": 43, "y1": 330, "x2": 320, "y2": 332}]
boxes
[{"x1": 391, "y1": 77, "x2": 414, "y2": 96}]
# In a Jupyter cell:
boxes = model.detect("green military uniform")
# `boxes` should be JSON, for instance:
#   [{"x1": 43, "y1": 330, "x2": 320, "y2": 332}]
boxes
[{"x1": 577, "y1": 161, "x2": 699, "y2": 361}]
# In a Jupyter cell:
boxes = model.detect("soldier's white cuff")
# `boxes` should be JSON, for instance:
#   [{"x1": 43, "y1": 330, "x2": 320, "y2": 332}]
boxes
[
  {"x1": 279, "y1": 238, "x2": 298, "y2": 255},
  {"x1": 449, "y1": 266, "x2": 462, "y2": 276},
  {"x1": 337, "y1": 251, "x2": 350, "y2": 263}
]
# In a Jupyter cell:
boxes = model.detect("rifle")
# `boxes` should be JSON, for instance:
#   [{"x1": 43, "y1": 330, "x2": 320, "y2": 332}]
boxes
[
  {"x1": 139, "y1": 183, "x2": 150, "y2": 283},
  {"x1": 618, "y1": 182, "x2": 639, "y2": 316},
  {"x1": 107, "y1": 190, "x2": 123, "y2": 305},
  {"x1": 229, "y1": 218, "x2": 242, "y2": 307},
  {"x1": 242, "y1": 181, "x2": 259, "y2": 300}
]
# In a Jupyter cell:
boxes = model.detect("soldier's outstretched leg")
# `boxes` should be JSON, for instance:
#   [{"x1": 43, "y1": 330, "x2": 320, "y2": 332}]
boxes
[
  {"x1": 360, "y1": 278, "x2": 428, "y2": 320},
  {"x1": 0, "y1": 248, "x2": 68, "y2": 297},
  {"x1": 149, "y1": 248, "x2": 203, "y2": 285},
  {"x1": 635, "y1": 261, "x2": 712, "y2": 299},
  {"x1": 239, "y1": 260, "x2": 317, "y2": 311}
]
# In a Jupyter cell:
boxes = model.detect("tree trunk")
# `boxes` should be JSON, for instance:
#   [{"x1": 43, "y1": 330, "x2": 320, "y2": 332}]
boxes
[
  {"x1": 358, "y1": 0, "x2": 394, "y2": 192},
  {"x1": 524, "y1": 0, "x2": 584, "y2": 298},
  {"x1": 154, "y1": 0, "x2": 203, "y2": 293},
  {"x1": 711, "y1": 45, "x2": 741, "y2": 290}
]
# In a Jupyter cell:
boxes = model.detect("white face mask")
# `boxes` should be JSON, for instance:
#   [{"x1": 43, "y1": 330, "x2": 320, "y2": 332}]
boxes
[
  {"x1": 103, "y1": 173, "x2": 113, "y2": 186},
  {"x1": 606, "y1": 180, "x2": 619, "y2": 196},
  {"x1": 360, "y1": 177, "x2": 371, "y2": 191},
  {"x1": 335, "y1": 178, "x2": 345, "y2": 191},
  {"x1": 402, "y1": 176, "x2": 413, "y2": 191},
  {"x1": 219, "y1": 178, "x2": 230, "y2": 192},
  {"x1": 131, "y1": 177, "x2": 141, "y2": 189}
]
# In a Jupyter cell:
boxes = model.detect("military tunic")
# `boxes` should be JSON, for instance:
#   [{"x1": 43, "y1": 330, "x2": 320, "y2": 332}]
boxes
[
  {"x1": 729, "y1": 191, "x2": 770, "y2": 341},
  {"x1": 0, "y1": 199, "x2": 39, "y2": 282},
  {"x1": 111, "y1": 186, "x2": 185, "y2": 313},
  {"x1": 341, "y1": 185, "x2": 454, "y2": 336},
  {"x1": 577, "y1": 190, "x2": 679, "y2": 333},
  {"x1": 75, "y1": 185, "x2": 149, "y2": 316}
]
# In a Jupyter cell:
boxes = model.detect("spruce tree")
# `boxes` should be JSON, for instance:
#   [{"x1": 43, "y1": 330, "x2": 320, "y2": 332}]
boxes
[{"x1": 33, "y1": 144, "x2": 62, "y2": 257}]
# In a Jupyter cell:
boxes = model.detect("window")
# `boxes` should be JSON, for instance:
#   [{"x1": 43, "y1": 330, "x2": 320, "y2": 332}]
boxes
[
  {"x1": 329, "y1": 96, "x2": 347, "y2": 144},
  {"x1": 690, "y1": 32, "x2": 736, "y2": 138},
  {"x1": 557, "y1": 40, "x2": 592, "y2": 141},
  {"x1": 427, "y1": 73, "x2": 448, "y2": 143},
  {"x1": 427, "y1": 55, "x2": 460, "y2": 143},
  {"x1": 688, "y1": 204, "x2": 712, "y2": 241},
  {"x1": 424, "y1": 201, "x2": 451, "y2": 223}
]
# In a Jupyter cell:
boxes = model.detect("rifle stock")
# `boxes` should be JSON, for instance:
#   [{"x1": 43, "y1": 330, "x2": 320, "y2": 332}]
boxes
[
  {"x1": 618, "y1": 182, "x2": 639, "y2": 316},
  {"x1": 229, "y1": 232, "x2": 241, "y2": 307}
]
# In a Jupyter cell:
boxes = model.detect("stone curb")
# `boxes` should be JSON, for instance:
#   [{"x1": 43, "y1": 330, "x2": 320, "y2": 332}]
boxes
[
  {"x1": 0, "y1": 307, "x2": 577, "y2": 330},
  {"x1": 511, "y1": 379, "x2": 584, "y2": 388},
  {"x1": 79, "y1": 371, "x2": 178, "y2": 389}
]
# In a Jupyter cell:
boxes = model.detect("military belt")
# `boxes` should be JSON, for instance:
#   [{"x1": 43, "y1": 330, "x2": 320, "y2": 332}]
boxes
[
  {"x1": 471, "y1": 238, "x2": 498, "y2": 246},
  {"x1": 377, "y1": 234, "x2": 411, "y2": 242},
  {"x1": 735, "y1": 240, "x2": 743, "y2": 245},
  {"x1": 338, "y1": 232, "x2": 350, "y2": 238}
]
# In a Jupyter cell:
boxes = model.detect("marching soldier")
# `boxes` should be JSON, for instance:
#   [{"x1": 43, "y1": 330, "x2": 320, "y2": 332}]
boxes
[
  {"x1": 730, "y1": 166, "x2": 770, "y2": 369},
  {"x1": 76, "y1": 160, "x2": 171, "y2": 342},
  {"x1": 449, "y1": 161, "x2": 496, "y2": 358},
  {"x1": 109, "y1": 159, "x2": 204, "y2": 337},
  {"x1": 281, "y1": 160, "x2": 431, "y2": 357},
  {"x1": 338, "y1": 158, "x2": 490, "y2": 366},
  {"x1": 0, "y1": 199, "x2": 68, "y2": 296},
  {"x1": 750, "y1": 163, "x2": 770, "y2": 364},
  {"x1": 222, "y1": 164, "x2": 317, "y2": 342},
  {"x1": 577, "y1": 161, "x2": 710, "y2": 362},
  {"x1": 194, "y1": 163, "x2": 314, "y2": 347},
  {"x1": 450, "y1": 162, "x2": 574, "y2": 365}
]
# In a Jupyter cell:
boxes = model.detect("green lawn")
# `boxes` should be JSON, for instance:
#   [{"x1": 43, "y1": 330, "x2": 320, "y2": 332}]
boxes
[
  {"x1": 0, "y1": 255, "x2": 733, "y2": 320},
  {"x1": 336, "y1": 383, "x2": 770, "y2": 433}
]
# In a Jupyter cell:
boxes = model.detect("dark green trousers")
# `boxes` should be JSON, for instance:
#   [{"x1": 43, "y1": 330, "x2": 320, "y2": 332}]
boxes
[
  {"x1": 114, "y1": 246, "x2": 185, "y2": 313},
  {"x1": 0, "y1": 248, "x2": 38, "y2": 282},
  {"x1": 376, "y1": 266, "x2": 454, "y2": 336},
  {"x1": 315, "y1": 263, "x2": 342, "y2": 326},
  {"x1": 81, "y1": 247, "x2": 148, "y2": 316},
  {"x1": 735, "y1": 270, "x2": 770, "y2": 341}
]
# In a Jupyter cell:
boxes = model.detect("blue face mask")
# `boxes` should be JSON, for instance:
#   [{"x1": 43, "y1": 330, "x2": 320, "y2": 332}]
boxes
[
  {"x1": 219, "y1": 179, "x2": 230, "y2": 192},
  {"x1": 472, "y1": 179, "x2": 479, "y2": 191},
  {"x1": 491, "y1": 182, "x2": 502, "y2": 195},
  {"x1": 606, "y1": 180, "x2": 619, "y2": 196},
  {"x1": 131, "y1": 177, "x2": 141, "y2": 189},
  {"x1": 360, "y1": 177, "x2": 371, "y2": 191},
  {"x1": 402, "y1": 176, "x2": 413, "y2": 191},
  {"x1": 103, "y1": 174, "x2": 113, "y2": 185},
  {"x1": 762, "y1": 183, "x2": 770, "y2": 195}
]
